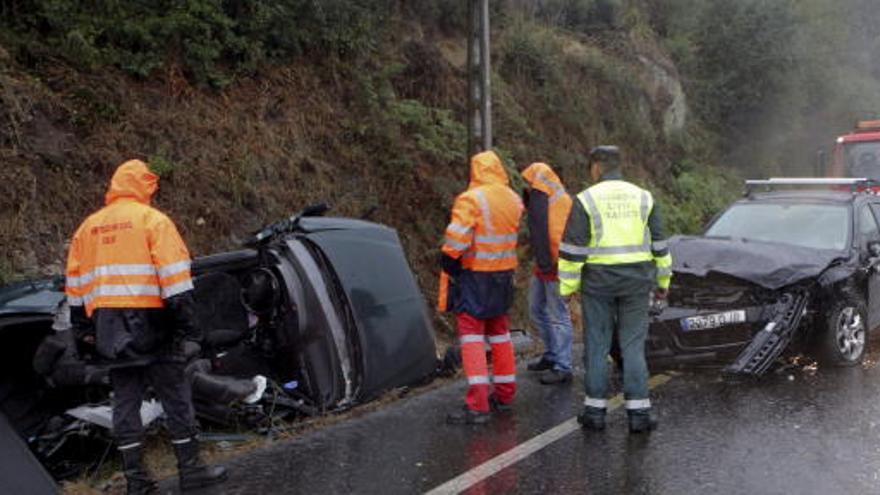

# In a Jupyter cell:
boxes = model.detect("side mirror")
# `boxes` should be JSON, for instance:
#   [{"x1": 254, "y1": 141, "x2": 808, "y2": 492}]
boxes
[{"x1": 815, "y1": 148, "x2": 827, "y2": 177}]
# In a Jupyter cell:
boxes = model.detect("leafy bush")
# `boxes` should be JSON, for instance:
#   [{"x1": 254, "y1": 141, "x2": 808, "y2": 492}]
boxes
[
  {"x1": 0, "y1": 0, "x2": 393, "y2": 85},
  {"x1": 657, "y1": 161, "x2": 740, "y2": 235},
  {"x1": 500, "y1": 18, "x2": 562, "y2": 88},
  {"x1": 388, "y1": 99, "x2": 467, "y2": 165}
]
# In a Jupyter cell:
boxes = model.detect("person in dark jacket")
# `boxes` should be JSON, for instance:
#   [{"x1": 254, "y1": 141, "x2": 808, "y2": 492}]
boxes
[
  {"x1": 65, "y1": 160, "x2": 227, "y2": 493},
  {"x1": 521, "y1": 163, "x2": 575, "y2": 385},
  {"x1": 558, "y1": 146, "x2": 672, "y2": 434}
]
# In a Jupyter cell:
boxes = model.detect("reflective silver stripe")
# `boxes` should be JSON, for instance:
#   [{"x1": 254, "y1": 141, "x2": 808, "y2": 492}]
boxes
[
  {"x1": 118, "y1": 442, "x2": 142, "y2": 451},
  {"x1": 475, "y1": 233, "x2": 517, "y2": 244},
  {"x1": 157, "y1": 260, "x2": 191, "y2": 279},
  {"x1": 446, "y1": 223, "x2": 473, "y2": 236},
  {"x1": 558, "y1": 270, "x2": 581, "y2": 280},
  {"x1": 444, "y1": 238, "x2": 470, "y2": 251},
  {"x1": 652, "y1": 240, "x2": 668, "y2": 252},
  {"x1": 537, "y1": 172, "x2": 566, "y2": 204},
  {"x1": 460, "y1": 335, "x2": 486, "y2": 345},
  {"x1": 657, "y1": 267, "x2": 673, "y2": 277},
  {"x1": 559, "y1": 242, "x2": 591, "y2": 256},
  {"x1": 82, "y1": 284, "x2": 161, "y2": 304},
  {"x1": 640, "y1": 190, "x2": 650, "y2": 223},
  {"x1": 584, "y1": 244, "x2": 650, "y2": 255},
  {"x1": 579, "y1": 191, "x2": 603, "y2": 244},
  {"x1": 487, "y1": 334, "x2": 511, "y2": 344},
  {"x1": 67, "y1": 295, "x2": 84, "y2": 306},
  {"x1": 463, "y1": 250, "x2": 517, "y2": 260},
  {"x1": 468, "y1": 375, "x2": 491, "y2": 385},
  {"x1": 66, "y1": 264, "x2": 158, "y2": 287},
  {"x1": 473, "y1": 189, "x2": 495, "y2": 234},
  {"x1": 493, "y1": 374, "x2": 516, "y2": 383},
  {"x1": 161, "y1": 280, "x2": 194, "y2": 299},
  {"x1": 625, "y1": 399, "x2": 651, "y2": 410},
  {"x1": 170, "y1": 437, "x2": 193, "y2": 445},
  {"x1": 583, "y1": 397, "x2": 607, "y2": 408}
]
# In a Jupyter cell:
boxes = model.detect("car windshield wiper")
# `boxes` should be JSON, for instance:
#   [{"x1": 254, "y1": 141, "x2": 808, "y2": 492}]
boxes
[{"x1": 247, "y1": 203, "x2": 330, "y2": 247}]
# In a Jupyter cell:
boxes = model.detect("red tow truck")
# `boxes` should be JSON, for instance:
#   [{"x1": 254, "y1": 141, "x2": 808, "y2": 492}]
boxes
[{"x1": 828, "y1": 120, "x2": 880, "y2": 180}]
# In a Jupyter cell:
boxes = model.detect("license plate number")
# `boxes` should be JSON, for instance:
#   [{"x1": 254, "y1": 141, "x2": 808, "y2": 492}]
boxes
[{"x1": 681, "y1": 310, "x2": 746, "y2": 331}]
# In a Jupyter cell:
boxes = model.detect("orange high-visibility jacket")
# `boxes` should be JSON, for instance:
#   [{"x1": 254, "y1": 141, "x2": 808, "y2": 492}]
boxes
[
  {"x1": 438, "y1": 151, "x2": 523, "y2": 312},
  {"x1": 442, "y1": 151, "x2": 523, "y2": 270},
  {"x1": 521, "y1": 162, "x2": 572, "y2": 263},
  {"x1": 65, "y1": 160, "x2": 194, "y2": 316}
]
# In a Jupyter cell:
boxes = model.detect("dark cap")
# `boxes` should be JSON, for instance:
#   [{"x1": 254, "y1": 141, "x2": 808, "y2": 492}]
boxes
[{"x1": 589, "y1": 145, "x2": 620, "y2": 164}]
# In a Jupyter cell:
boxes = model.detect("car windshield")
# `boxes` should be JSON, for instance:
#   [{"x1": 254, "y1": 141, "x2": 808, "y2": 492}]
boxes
[
  {"x1": 844, "y1": 142, "x2": 880, "y2": 180},
  {"x1": 705, "y1": 203, "x2": 850, "y2": 251}
]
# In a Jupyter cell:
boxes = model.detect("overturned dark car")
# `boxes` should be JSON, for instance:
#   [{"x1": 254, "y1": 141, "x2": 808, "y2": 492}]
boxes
[
  {"x1": 0, "y1": 208, "x2": 437, "y2": 483},
  {"x1": 648, "y1": 179, "x2": 880, "y2": 375}
]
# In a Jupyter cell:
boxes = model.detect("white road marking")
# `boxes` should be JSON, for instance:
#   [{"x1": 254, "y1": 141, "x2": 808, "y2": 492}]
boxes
[{"x1": 424, "y1": 374, "x2": 674, "y2": 495}]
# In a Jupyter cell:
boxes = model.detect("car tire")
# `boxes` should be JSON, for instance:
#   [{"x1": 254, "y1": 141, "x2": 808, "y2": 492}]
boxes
[{"x1": 817, "y1": 293, "x2": 868, "y2": 367}]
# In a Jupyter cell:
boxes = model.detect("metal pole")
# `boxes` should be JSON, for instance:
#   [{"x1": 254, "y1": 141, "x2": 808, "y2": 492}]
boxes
[
  {"x1": 479, "y1": 0, "x2": 492, "y2": 151},
  {"x1": 467, "y1": 0, "x2": 491, "y2": 156},
  {"x1": 467, "y1": 0, "x2": 479, "y2": 156}
]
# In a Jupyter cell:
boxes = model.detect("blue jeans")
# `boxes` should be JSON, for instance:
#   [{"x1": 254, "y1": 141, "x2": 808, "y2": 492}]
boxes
[
  {"x1": 528, "y1": 275, "x2": 573, "y2": 372},
  {"x1": 582, "y1": 292, "x2": 651, "y2": 410}
]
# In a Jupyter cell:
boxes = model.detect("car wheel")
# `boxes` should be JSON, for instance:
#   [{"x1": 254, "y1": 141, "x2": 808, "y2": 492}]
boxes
[{"x1": 817, "y1": 294, "x2": 867, "y2": 367}]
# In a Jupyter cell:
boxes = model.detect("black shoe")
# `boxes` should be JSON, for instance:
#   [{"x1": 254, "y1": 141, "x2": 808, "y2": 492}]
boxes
[
  {"x1": 120, "y1": 444, "x2": 158, "y2": 495},
  {"x1": 172, "y1": 438, "x2": 229, "y2": 491},
  {"x1": 577, "y1": 406, "x2": 606, "y2": 431},
  {"x1": 628, "y1": 409, "x2": 658, "y2": 434},
  {"x1": 446, "y1": 405, "x2": 491, "y2": 425},
  {"x1": 527, "y1": 358, "x2": 554, "y2": 372},
  {"x1": 489, "y1": 395, "x2": 513, "y2": 413},
  {"x1": 539, "y1": 369, "x2": 573, "y2": 385}
]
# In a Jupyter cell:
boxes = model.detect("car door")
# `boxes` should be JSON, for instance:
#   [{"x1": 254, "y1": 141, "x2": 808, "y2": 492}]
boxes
[{"x1": 859, "y1": 203, "x2": 880, "y2": 328}]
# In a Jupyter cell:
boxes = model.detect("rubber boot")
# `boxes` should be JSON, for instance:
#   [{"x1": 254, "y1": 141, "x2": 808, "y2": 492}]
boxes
[
  {"x1": 446, "y1": 405, "x2": 491, "y2": 425},
  {"x1": 627, "y1": 408, "x2": 658, "y2": 434},
  {"x1": 172, "y1": 438, "x2": 229, "y2": 491},
  {"x1": 120, "y1": 444, "x2": 157, "y2": 495},
  {"x1": 577, "y1": 406, "x2": 606, "y2": 431}
]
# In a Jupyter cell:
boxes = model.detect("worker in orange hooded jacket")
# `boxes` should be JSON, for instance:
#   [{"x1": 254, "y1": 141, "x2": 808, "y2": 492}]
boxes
[
  {"x1": 521, "y1": 163, "x2": 575, "y2": 385},
  {"x1": 438, "y1": 150, "x2": 523, "y2": 425},
  {"x1": 65, "y1": 160, "x2": 227, "y2": 493}
]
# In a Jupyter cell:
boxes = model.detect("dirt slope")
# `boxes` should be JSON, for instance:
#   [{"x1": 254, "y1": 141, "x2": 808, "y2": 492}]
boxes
[{"x1": 0, "y1": 15, "x2": 694, "y2": 335}]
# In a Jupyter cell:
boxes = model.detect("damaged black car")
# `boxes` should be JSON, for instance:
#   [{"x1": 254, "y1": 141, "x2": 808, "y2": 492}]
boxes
[
  {"x1": 648, "y1": 179, "x2": 880, "y2": 375},
  {"x1": 0, "y1": 207, "x2": 438, "y2": 484}
]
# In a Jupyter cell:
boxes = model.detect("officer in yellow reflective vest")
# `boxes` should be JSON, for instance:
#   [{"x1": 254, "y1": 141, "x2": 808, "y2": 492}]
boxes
[{"x1": 558, "y1": 146, "x2": 672, "y2": 433}]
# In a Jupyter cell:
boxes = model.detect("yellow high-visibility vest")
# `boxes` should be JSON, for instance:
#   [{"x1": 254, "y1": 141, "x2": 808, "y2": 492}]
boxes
[{"x1": 558, "y1": 180, "x2": 672, "y2": 296}]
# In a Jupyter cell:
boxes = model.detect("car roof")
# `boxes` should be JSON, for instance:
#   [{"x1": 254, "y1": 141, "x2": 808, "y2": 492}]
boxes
[{"x1": 742, "y1": 190, "x2": 869, "y2": 205}]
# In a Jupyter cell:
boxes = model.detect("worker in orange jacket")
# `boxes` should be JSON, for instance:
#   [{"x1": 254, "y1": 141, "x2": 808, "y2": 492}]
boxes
[
  {"x1": 438, "y1": 150, "x2": 523, "y2": 425},
  {"x1": 65, "y1": 160, "x2": 227, "y2": 493},
  {"x1": 521, "y1": 163, "x2": 575, "y2": 385}
]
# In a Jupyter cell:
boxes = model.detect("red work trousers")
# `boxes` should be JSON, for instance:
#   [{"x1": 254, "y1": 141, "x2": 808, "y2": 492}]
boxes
[{"x1": 457, "y1": 312, "x2": 517, "y2": 412}]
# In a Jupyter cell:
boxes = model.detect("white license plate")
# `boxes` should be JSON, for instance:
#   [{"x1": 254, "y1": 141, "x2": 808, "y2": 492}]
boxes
[{"x1": 681, "y1": 310, "x2": 747, "y2": 331}]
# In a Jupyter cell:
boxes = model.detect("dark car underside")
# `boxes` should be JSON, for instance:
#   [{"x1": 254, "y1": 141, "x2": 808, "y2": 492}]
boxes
[{"x1": 0, "y1": 213, "x2": 438, "y2": 485}]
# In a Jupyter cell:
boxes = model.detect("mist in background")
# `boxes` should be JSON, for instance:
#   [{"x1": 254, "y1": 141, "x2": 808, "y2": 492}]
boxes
[{"x1": 651, "y1": 0, "x2": 880, "y2": 178}]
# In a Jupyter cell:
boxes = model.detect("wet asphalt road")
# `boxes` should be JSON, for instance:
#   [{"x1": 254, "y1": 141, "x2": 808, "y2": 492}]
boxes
[{"x1": 172, "y1": 350, "x2": 880, "y2": 495}]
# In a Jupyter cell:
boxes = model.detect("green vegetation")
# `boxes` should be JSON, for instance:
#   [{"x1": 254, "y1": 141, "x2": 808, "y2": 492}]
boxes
[
  {"x1": 658, "y1": 161, "x2": 741, "y2": 235},
  {"x1": 5, "y1": 0, "x2": 880, "y2": 318},
  {"x1": 0, "y1": 0, "x2": 392, "y2": 86},
  {"x1": 653, "y1": 0, "x2": 880, "y2": 176}
]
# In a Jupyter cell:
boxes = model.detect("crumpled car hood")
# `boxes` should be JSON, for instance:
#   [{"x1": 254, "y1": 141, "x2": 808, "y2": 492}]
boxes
[{"x1": 670, "y1": 236, "x2": 848, "y2": 290}]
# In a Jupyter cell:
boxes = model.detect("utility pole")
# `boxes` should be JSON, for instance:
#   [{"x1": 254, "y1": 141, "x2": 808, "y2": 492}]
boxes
[{"x1": 467, "y1": 0, "x2": 492, "y2": 156}]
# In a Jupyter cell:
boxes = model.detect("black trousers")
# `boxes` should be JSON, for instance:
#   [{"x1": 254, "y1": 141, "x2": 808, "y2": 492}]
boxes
[{"x1": 110, "y1": 361, "x2": 196, "y2": 446}]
